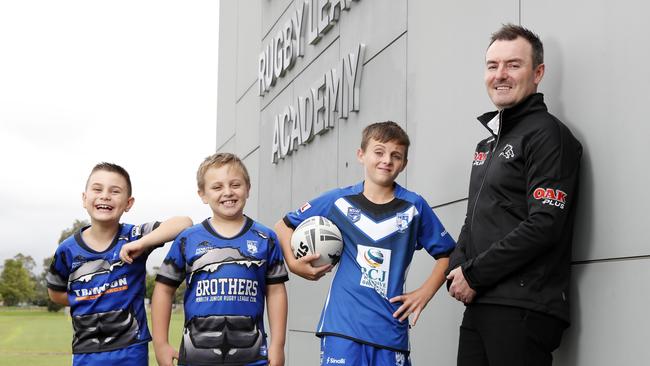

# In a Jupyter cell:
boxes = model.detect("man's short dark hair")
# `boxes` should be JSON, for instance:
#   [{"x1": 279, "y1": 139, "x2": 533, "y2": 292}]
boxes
[{"x1": 489, "y1": 24, "x2": 544, "y2": 68}]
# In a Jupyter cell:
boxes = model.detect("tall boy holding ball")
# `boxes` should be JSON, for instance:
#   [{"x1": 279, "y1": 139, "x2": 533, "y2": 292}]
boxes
[{"x1": 275, "y1": 121, "x2": 455, "y2": 366}]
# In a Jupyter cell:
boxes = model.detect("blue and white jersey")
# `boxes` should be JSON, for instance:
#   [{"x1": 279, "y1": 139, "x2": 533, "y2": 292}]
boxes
[
  {"x1": 284, "y1": 182, "x2": 455, "y2": 352},
  {"x1": 46, "y1": 222, "x2": 160, "y2": 358},
  {"x1": 155, "y1": 217, "x2": 289, "y2": 366}
]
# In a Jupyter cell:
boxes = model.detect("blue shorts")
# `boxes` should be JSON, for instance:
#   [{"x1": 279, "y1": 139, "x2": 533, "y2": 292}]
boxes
[
  {"x1": 320, "y1": 336, "x2": 411, "y2": 366},
  {"x1": 73, "y1": 342, "x2": 148, "y2": 366}
]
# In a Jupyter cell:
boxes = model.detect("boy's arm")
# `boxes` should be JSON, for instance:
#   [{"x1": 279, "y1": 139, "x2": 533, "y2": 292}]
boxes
[
  {"x1": 151, "y1": 282, "x2": 180, "y2": 366},
  {"x1": 266, "y1": 283, "x2": 288, "y2": 366},
  {"x1": 389, "y1": 257, "x2": 449, "y2": 326},
  {"x1": 120, "y1": 216, "x2": 193, "y2": 264},
  {"x1": 274, "y1": 219, "x2": 332, "y2": 281},
  {"x1": 47, "y1": 289, "x2": 69, "y2": 306}
]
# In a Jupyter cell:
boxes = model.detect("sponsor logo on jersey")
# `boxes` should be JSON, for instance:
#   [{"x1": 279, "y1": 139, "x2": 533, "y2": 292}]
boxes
[
  {"x1": 499, "y1": 144, "x2": 515, "y2": 159},
  {"x1": 357, "y1": 245, "x2": 391, "y2": 297},
  {"x1": 473, "y1": 151, "x2": 489, "y2": 166},
  {"x1": 247, "y1": 240, "x2": 259, "y2": 255},
  {"x1": 347, "y1": 207, "x2": 361, "y2": 223},
  {"x1": 299, "y1": 202, "x2": 312, "y2": 213},
  {"x1": 533, "y1": 187, "x2": 567, "y2": 209},
  {"x1": 396, "y1": 212, "x2": 410, "y2": 233},
  {"x1": 326, "y1": 357, "x2": 346, "y2": 364},
  {"x1": 73, "y1": 277, "x2": 129, "y2": 301}
]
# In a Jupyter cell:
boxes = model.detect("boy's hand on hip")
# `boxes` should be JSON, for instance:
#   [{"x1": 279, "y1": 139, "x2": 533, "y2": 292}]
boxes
[{"x1": 390, "y1": 286, "x2": 434, "y2": 326}]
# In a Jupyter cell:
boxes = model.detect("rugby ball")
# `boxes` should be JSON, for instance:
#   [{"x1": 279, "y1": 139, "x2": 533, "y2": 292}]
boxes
[{"x1": 290, "y1": 216, "x2": 343, "y2": 266}]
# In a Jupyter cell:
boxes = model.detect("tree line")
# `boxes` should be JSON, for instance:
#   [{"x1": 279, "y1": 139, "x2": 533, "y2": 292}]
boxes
[{"x1": 0, "y1": 219, "x2": 184, "y2": 310}]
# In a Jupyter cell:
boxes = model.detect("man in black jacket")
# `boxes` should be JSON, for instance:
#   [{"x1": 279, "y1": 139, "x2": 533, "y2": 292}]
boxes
[{"x1": 446, "y1": 24, "x2": 582, "y2": 366}]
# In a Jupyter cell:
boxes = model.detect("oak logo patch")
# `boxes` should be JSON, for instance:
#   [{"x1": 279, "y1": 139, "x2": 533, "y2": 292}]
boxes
[
  {"x1": 533, "y1": 188, "x2": 567, "y2": 209},
  {"x1": 499, "y1": 144, "x2": 515, "y2": 159},
  {"x1": 473, "y1": 151, "x2": 488, "y2": 166}
]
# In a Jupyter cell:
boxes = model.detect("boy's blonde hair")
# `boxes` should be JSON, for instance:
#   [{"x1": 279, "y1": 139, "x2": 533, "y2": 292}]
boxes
[
  {"x1": 196, "y1": 153, "x2": 251, "y2": 190},
  {"x1": 360, "y1": 121, "x2": 411, "y2": 159}
]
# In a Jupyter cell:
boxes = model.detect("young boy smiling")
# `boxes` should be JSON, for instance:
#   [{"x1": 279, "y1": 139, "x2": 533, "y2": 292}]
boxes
[
  {"x1": 46, "y1": 162, "x2": 192, "y2": 366},
  {"x1": 275, "y1": 121, "x2": 455, "y2": 366},
  {"x1": 152, "y1": 153, "x2": 289, "y2": 366}
]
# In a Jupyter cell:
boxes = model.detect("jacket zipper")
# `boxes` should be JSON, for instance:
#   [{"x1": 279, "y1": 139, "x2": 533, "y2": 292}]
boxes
[{"x1": 468, "y1": 110, "x2": 503, "y2": 257}]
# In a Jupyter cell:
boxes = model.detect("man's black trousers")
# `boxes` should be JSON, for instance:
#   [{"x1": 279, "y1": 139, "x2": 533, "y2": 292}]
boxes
[{"x1": 457, "y1": 304, "x2": 566, "y2": 366}]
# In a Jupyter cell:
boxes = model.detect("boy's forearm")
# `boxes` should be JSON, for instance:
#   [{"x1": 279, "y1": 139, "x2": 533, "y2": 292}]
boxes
[
  {"x1": 140, "y1": 216, "x2": 192, "y2": 249},
  {"x1": 422, "y1": 257, "x2": 450, "y2": 297},
  {"x1": 47, "y1": 289, "x2": 69, "y2": 306},
  {"x1": 266, "y1": 283, "x2": 288, "y2": 349},
  {"x1": 151, "y1": 282, "x2": 176, "y2": 346}
]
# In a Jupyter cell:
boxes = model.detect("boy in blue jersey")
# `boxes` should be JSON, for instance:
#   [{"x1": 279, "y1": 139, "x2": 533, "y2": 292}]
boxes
[
  {"x1": 152, "y1": 153, "x2": 289, "y2": 366},
  {"x1": 46, "y1": 162, "x2": 192, "y2": 366},
  {"x1": 275, "y1": 121, "x2": 455, "y2": 366}
]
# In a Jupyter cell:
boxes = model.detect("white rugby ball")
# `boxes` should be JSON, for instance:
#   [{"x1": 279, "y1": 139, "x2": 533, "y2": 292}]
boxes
[{"x1": 290, "y1": 216, "x2": 343, "y2": 266}]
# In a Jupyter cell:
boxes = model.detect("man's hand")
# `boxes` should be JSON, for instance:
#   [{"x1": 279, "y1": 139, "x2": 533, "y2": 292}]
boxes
[
  {"x1": 119, "y1": 241, "x2": 145, "y2": 264},
  {"x1": 153, "y1": 342, "x2": 179, "y2": 366},
  {"x1": 389, "y1": 286, "x2": 434, "y2": 326},
  {"x1": 447, "y1": 267, "x2": 477, "y2": 304},
  {"x1": 288, "y1": 253, "x2": 333, "y2": 281}
]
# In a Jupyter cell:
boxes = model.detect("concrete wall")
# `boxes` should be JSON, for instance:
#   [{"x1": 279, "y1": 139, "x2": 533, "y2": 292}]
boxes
[{"x1": 217, "y1": 0, "x2": 650, "y2": 364}]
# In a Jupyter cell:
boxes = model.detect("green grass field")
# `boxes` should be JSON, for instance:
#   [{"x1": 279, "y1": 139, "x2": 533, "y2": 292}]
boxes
[{"x1": 0, "y1": 306, "x2": 185, "y2": 366}]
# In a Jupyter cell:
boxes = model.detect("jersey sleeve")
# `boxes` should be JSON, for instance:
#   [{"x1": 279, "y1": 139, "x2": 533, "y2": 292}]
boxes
[
  {"x1": 266, "y1": 231, "x2": 289, "y2": 285},
  {"x1": 46, "y1": 246, "x2": 71, "y2": 292},
  {"x1": 283, "y1": 189, "x2": 338, "y2": 229},
  {"x1": 416, "y1": 196, "x2": 456, "y2": 259},
  {"x1": 155, "y1": 234, "x2": 187, "y2": 287},
  {"x1": 131, "y1": 221, "x2": 163, "y2": 256}
]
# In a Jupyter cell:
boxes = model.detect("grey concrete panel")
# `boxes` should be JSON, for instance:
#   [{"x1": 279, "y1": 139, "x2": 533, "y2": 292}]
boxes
[
  {"x1": 261, "y1": 0, "x2": 293, "y2": 39},
  {"x1": 258, "y1": 85, "x2": 294, "y2": 227},
  {"x1": 236, "y1": 0, "x2": 262, "y2": 99},
  {"x1": 554, "y1": 259, "x2": 650, "y2": 365},
  {"x1": 338, "y1": 0, "x2": 406, "y2": 64},
  {"x1": 283, "y1": 38, "x2": 340, "y2": 207},
  {"x1": 259, "y1": 1, "x2": 341, "y2": 109},
  {"x1": 235, "y1": 87, "x2": 261, "y2": 158},
  {"x1": 407, "y1": 201, "x2": 466, "y2": 364},
  {"x1": 406, "y1": 0, "x2": 518, "y2": 206},
  {"x1": 287, "y1": 270, "x2": 334, "y2": 331},
  {"x1": 243, "y1": 149, "x2": 260, "y2": 220},
  {"x1": 216, "y1": 135, "x2": 235, "y2": 155},
  {"x1": 287, "y1": 329, "x2": 320, "y2": 366},
  {"x1": 337, "y1": 35, "x2": 407, "y2": 188},
  {"x1": 521, "y1": 0, "x2": 650, "y2": 261},
  {"x1": 217, "y1": 0, "x2": 238, "y2": 148}
]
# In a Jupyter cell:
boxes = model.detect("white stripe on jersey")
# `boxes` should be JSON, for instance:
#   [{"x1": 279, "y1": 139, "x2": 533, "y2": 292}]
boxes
[{"x1": 334, "y1": 198, "x2": 419, "y2": 242}]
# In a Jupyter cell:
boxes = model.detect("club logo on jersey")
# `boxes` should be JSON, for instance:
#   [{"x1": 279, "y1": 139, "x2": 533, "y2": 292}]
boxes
[
  {"x1": 188, "y1": 247, "x2": 265, "y2": 282},
  {"x1": 131, "y1": 225, "x2": 142, "y2": 237},
  {"x1": 396, "y1": 212, "x2": 410, "y2": 233},
  {"x1": 247, "y1": 240, "x2": 259, "y2": 255},
  {"x1": 299, "y1": 202, "x2": 312, "y2": 213},
  {"x1": 473, "y1": 151, "x2": 489, "y2": 166},
  {"x1": 357, "y1": 245, "x2": 391, "y2": 297},
  {"x1": 347, "y1": 207, "x2": 361, "y2": 223},
  {"x1": 533, "y1": 187, "x2": 567, "y2": 209},
  {"x1": 499, "y1": 144, "x2": 515, "y2": 159},
  {"x1": 69, "y1": 258, "x2": 125, "y2": 285},
  {"x1": 395, "y1": 352, "x2": 406, "y2": 366}
]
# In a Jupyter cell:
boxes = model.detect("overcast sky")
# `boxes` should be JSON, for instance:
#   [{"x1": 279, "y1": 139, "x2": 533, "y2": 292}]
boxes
[{"x1": 0, "y1": 1, "x2": 220, "y2": 272}]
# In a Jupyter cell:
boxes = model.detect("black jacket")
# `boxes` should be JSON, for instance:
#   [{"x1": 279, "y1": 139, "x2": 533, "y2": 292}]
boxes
[{"x1": 448, "y1": 93, "x2": 582, "y2": 324}]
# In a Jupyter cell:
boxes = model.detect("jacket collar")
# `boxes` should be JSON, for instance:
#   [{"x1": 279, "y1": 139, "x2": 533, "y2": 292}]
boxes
[{"x1": 477, "y1": 93, "x2": 548, "y2": 135}]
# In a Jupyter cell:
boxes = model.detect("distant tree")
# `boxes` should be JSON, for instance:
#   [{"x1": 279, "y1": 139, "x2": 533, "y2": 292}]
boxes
[
  {"x1": 146, "y1": 267, "x2": 158, "y2": 300},
  {"x1": 0, "y1": 256, "x2": 36, "y2": 306},
  {"x1": 58, "y1": 219, "x2": 89, "y2": 243}
]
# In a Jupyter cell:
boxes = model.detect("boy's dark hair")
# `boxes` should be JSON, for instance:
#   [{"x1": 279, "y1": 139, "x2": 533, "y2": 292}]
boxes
[
  {"x1": 87, "y1": 162, "x2": 132, "y2": 196},
  {"x1": 489, "y1": 24, "x2": 544, "y2": 68},
  {"x1": 196, "y1": 152, "x2": 251, "y2": 190},
  {"x1": 360, "y1": 121, "x2": 410, "y2": 158}
]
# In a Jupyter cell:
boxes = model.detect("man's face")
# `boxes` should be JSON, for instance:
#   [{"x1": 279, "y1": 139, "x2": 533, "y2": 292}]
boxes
[{"x1": 484, "y1": 37, "x2": 544, "y2": 110}]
